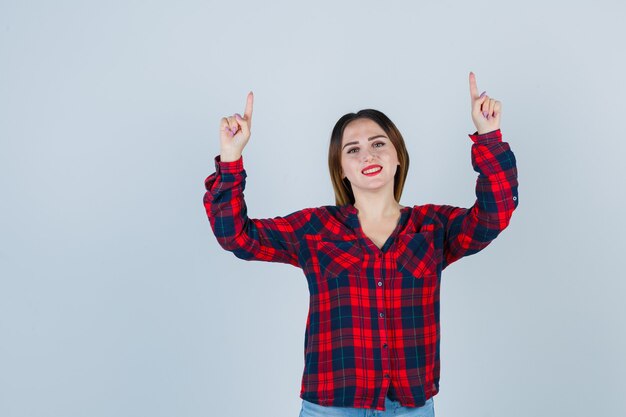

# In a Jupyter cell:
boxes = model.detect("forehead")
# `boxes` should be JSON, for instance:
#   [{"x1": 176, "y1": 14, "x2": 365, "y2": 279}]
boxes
[{"x1": 341, "y1": 118, "x2": 385, "y2": 144}]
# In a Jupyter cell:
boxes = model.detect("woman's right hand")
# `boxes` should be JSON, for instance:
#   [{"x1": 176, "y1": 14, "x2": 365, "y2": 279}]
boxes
[{"x1": 219, "y1": 91, "x2": 254, "y2": 162}]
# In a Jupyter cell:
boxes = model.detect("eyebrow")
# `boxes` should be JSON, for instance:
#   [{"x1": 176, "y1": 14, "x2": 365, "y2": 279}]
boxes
[{"x1": 342, "y1": 135, "x2": 388, "y2": 150}]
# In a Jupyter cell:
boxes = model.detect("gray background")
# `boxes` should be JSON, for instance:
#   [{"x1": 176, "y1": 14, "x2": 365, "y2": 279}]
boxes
[{"x1": 1, "y1": 0, "x2": 625, "y2": 416}]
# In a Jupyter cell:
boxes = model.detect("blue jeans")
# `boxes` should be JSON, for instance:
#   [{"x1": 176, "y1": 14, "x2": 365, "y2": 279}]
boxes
[{"x1": 299, "y1": 397, "x2": 435, "y2": 417}]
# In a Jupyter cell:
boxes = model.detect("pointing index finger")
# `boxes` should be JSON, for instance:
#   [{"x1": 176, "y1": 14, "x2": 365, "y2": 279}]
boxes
[
  {"x1": 244, "y1": 91, "x2": 254, "y2": 123},
  {"x1": 469, "y1": 72, "x2": 479, "y2": 100}
]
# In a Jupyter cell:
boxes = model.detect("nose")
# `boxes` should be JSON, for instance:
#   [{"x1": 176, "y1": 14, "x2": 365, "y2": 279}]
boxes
[{"x1": 362, "y1": 148, "x2": 377, "y2": 162}]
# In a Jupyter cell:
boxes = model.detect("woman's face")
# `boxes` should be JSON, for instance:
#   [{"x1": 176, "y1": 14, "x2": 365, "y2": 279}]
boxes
[{"x1": 340, "y1": 118, "x2": 400, "y2": 196}]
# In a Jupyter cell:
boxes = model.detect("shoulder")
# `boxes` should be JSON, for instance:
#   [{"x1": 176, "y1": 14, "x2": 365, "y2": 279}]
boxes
[
  {"x1": 402, "y1": 203, "x2": 468, "y2": 225},
  {"x1": 304, "y1": 205, "x2": 349, "y2": 224}
]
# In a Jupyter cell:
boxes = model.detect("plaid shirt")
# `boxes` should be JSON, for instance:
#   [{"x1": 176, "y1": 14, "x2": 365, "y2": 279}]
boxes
[{"x1": 203, "y1": 129, "x2": 518, "y2": 411}]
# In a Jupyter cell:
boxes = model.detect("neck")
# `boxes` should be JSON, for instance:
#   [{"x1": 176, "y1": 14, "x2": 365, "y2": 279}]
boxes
[{"x1": 353, "y1": 193, "x2": 402, "y2": 220}]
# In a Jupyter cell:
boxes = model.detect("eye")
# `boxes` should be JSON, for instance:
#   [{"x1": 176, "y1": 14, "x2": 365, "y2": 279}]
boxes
[
  {"x1": 373, "y1": 141, "x2": 385, "y2": 148},
  {"x1": 347, "y1": 147, "x2": 359, "y2": 154}
]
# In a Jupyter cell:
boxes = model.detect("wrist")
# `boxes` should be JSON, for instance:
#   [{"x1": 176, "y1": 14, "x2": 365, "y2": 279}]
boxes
[
  {"x1": 468, "y1": 128, "x2": 502, "y2": 144},
  {"x1": 215, "y1": 154, "x2": 244, "y2": 174},
  {"x1": 220, "y1": 151, "x2": 242, "y2": 163}
]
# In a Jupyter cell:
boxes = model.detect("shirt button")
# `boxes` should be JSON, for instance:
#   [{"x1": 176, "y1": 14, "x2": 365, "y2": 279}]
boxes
[
  {"x1": 383, "y1": 343, "x2": 388, "y2": 348},
  {"x1": 377, "y1": 281, "x2": 383, "y2": 287},
  {"x1": 384, "y1": 373, "x2": 390, "y2": 378},
  {"x1": 513, "y1": 196, "x2": 517, "y2": 201},
  {"x1": 379, "y1": 312, "x2": 385, "y2": 318},
  {"x1": 376, "y1": 253, "x2": 381, "y2": 258}
]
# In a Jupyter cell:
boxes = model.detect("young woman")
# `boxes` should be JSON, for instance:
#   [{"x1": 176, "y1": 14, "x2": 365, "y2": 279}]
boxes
[{"x1": 204, "y1": 72, "x2": 518, "y2": 416}]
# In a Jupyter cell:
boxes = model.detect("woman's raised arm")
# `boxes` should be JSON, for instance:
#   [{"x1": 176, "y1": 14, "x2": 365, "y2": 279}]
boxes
[
  {"x1": 433, "y1": 72, "x2": 518, "y2": 269},
  {"x1": 204, "y1": 93, "x2": 314, "y2": 268}
]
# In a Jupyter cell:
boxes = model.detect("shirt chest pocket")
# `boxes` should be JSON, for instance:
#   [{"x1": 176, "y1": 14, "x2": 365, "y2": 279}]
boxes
[
  {"x1": 395, "y1": 230, "x2": 439, "y2": 279},
  {"x1": 316, "y1": 239, "x2": 362, "y2": 280}
]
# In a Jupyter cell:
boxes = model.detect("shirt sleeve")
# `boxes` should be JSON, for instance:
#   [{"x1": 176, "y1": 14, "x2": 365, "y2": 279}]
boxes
[
  {"x1": 203, "y1": 155, "x2": 313, "y2": 268},
  {"x1": 432, "y1": 129, "x2": 519, "y2": 269}
]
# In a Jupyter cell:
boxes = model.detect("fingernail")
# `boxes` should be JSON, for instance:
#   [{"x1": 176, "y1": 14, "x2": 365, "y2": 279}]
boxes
[
  {"x1": 482, "y1": 111, "x2": 488, "y2": 118},
  {"x1": 480, "y1": 91, "x2": 486, "y2": 97}
]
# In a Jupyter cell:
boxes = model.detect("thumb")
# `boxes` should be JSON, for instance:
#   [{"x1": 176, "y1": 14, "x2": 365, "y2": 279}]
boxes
[
  {"x1": 473, "y1": 94, "x2": 488, "y2": 113},
  {"x1": 235, "y1": 113, "x2": 250, "y2": 138}
]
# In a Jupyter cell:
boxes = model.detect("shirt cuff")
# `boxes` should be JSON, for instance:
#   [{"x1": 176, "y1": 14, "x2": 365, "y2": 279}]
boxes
[
  {"x1": 468, "y1": 129, "x2": 502, "y2": 144},
  {"x1": 214, "y1": 154, "x2": 244, "y2": 174}
]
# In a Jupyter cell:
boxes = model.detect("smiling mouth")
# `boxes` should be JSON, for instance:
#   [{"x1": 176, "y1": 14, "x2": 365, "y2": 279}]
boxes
[{"x1": 362, "y1": 165, "x2": 382, "y2": 176}]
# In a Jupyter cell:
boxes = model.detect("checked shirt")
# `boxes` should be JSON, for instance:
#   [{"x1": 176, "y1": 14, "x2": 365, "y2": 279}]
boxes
[{"x1": 203, "y1": 129, "x2": 518, "y2": 411}]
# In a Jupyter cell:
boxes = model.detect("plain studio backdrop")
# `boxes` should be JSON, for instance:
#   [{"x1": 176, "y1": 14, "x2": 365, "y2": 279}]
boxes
[{"x1": 1, "y1": 1, "x2": 625, "y2": 416}]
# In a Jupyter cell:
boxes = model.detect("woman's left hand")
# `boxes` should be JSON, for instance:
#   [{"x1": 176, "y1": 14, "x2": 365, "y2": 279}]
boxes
[{"x1": 469, "y1": 71, "x2": 501, "y2": 134}]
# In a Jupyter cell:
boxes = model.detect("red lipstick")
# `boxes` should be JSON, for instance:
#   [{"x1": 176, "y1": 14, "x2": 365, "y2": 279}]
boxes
[{"x1": 361, "y1": 164, "x2": 383, "y2": 176}]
